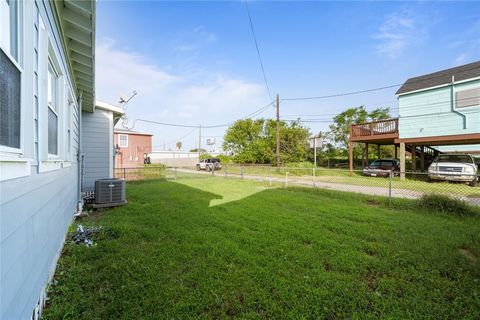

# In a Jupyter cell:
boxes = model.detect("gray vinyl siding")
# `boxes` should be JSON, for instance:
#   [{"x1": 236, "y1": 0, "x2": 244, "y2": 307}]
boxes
[
  {"x1": 0, "y1": 165, "x2": 78, "y2": 318},
  {"x1": 82, "y1": 109, "x2": 112, "y2": 190},
  {"x1": 0, "y1": 1, "x2": 84, "y2": 319}
]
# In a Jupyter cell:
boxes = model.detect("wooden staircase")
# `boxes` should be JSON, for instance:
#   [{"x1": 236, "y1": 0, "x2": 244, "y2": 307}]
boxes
[{"x1": 405, "y1": 144, "x2": 442, "y2": 170}]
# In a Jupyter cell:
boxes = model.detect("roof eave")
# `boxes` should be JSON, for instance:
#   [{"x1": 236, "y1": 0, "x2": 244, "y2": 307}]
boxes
[
  {"x1": 396, "y1": 76, "x2": 480, "y2": 97},
  {"x1": 95, "y1": 100, "x2": 124, "y2": 116},
  {"x1": 54, "y1": 0, "x2": 95, "y2": 112}
]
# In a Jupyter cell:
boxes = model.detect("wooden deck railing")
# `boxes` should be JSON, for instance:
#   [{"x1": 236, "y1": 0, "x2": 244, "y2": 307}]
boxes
[{"x1": 350, "y1": 118, "x2": 398, "y2": 138}]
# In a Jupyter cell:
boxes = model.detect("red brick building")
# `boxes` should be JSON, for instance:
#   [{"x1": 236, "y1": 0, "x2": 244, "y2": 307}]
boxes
[{"x1": 114, "y1": 129, "x2": 153, "y2": 168}]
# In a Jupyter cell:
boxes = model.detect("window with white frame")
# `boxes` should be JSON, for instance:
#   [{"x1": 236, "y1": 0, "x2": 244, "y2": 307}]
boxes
[
  {"x1": 119, "y1": 134, "x2": 128, "y2": 148},
  {"x1": 47, "y1": 60, "x2": 58, "y2": 155},
  {"x1": 66, "y1": 96, "x2": 73, "y2": 160},
  {"x1": 0, "y1": 0, "x2": 18, "y2": 60},
  {"x1": 0, "y1": 0, "x2": 21, "y2": 151}
]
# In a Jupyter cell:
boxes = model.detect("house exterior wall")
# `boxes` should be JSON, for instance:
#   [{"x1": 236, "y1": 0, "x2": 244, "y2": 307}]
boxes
[
  {"x1": 0, "y1": 1, "x2": 86, "y2": 319},
  {"x1": 114, "y1": 133, "x2": 152, "y2": 168},
  {"x1": 82, "y1": 109, "x2": 114, "y2": 190},
  {"x1": 398, "y1": 79, "x2": 480, "y2": 140},
  {"x1": 149, "y1": 151, "x2": 200, "y2": 167}
]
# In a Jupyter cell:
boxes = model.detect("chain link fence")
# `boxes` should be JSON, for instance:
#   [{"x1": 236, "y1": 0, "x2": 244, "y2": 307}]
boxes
[{"x1": 114, "y1": 165, "x2": 480, "y2": 206}]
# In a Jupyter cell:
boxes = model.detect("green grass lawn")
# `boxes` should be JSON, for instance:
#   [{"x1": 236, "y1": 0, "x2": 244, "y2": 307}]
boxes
[
  {"x1": 224, "y1": 164, "x2": 480, "y2": 198},
  {"x1": 43, "y1": 177, "x2": 480, "y2": 319}
]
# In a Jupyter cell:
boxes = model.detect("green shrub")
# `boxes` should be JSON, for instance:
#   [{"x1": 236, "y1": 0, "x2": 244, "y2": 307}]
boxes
[
  {"x1": 284, "y1": 161, "x2": 314, "y2": 168},
  {"x1": 417, "y1": 194, "x2": 478, "y2": 217}
]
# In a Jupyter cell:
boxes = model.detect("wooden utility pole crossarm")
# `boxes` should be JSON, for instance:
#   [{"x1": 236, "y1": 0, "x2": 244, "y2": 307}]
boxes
[{"x1": 276, "y1": 94, "x2": 280, "y2": 167}]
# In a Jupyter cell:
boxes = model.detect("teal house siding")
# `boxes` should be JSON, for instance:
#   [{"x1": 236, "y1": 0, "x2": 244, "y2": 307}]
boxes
[{"x1": 398, "y1": 79, "x2": 480, "y2": 141}]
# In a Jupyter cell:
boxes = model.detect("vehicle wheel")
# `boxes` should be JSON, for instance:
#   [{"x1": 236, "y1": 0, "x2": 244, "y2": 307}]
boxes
[
  {"x1": 196, "y1": 165, "x2": 200, "y2": 171},
  {"x1": 206, "y1": 166, "x2": 211, "y2": 172},
  {"x1": 469, "y1": 179, "x2": 477, "y2": 187}
]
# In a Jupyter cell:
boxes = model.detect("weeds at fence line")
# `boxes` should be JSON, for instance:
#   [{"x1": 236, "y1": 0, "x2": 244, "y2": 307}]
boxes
[{"x1": 114, "y1": 165, "x2": 480, "y2": 206}]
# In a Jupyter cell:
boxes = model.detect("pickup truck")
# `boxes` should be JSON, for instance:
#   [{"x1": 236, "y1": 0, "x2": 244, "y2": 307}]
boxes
[{"x1": 428, "y1": 154, "x2": 478, "y2": 187}]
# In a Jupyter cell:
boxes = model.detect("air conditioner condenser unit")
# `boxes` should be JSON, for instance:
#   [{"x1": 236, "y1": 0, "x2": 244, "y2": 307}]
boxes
[{"x1": 94, "y1": 178, "x2": 127, "y2": 208}]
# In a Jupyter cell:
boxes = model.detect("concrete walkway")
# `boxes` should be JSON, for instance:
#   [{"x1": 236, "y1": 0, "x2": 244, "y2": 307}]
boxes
[{"x1": 173, "y1": 168, "x2": 480, "y2": 206}]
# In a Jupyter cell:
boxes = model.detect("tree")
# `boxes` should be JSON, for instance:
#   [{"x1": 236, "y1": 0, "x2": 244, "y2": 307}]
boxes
[
  {"x1": 189, "y1": 148, "x2": 206, "y2": 153},
  {"x1": 329, "y1": 106, "x2": 390, "y2": 152},
  {"x1": 176, "y1": 141, "x2": 182, "y2": 150},
  {"x1": 222, "y1": 118, "x2": 311, "y2": 164}
]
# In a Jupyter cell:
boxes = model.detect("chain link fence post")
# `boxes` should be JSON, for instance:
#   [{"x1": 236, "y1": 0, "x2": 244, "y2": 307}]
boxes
[
  {"x1": 269, "y1": 166, "x2": 272, "y2": 187},
  {"x1": 241, "y1": 166, "x2": 244, "y2": 180},
  {"x1": 174, "y1": 167, "x2": 177, "y2": 181},
  {"x1": 123, "y1": 168, "x2": 126, "y2": 179},
  {"x1": 388, "y1": 170, "x2": 392, "y2": 205},
  {"x1": 313, "y1": 167, "x2": 316, "y2": 187},
  {"x1": 212, "y1": 164, "x2": 215, "y2": 177},
  {"x1": 225, "y1": 164, "x2": 228, "y2": 178},
  {"x1": 285, "y1": 171, "x2": 288, "y2": 188}
]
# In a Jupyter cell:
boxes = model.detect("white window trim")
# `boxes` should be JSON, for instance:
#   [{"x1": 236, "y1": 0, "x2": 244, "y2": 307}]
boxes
[
  {"x1": 39, "y1": 25, "x2": 68, "y2": 173},
  {"x1": 0, "y1": 155, "x2": 33, "y2": 181},
  {"x1": 0, "y1": 0, "x2": 27, "y2": 182},
  {"x1": 47, "y1": 58, "x2": 59, "y2": 158},
  {"x1": 0, "y1": 0, "x2": 23, "y2": 157},
  {"x1": 119, "y1": 134, "x2": 129, "y2": 148},
  {"x1": 66, "y1": 93, "x2": 73, "y2": 161}
]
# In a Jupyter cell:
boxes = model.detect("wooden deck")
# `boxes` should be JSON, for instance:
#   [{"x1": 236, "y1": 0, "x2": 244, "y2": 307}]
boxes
[{"x1": 350, "y1": 118, "x2": 398, "y2": 144}]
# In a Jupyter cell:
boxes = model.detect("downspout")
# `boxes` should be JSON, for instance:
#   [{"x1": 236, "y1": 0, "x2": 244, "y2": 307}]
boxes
[
  {"x1": 77, "y1": 94, "x2": 84, "y2": 213},
  {"x1": 451, "y1": 75, "x2": 467, "y2": 129}
]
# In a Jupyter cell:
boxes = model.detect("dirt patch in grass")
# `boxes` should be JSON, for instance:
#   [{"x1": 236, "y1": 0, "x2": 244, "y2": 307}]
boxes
[
  {"x1": 459, "y1": 248, "x2": 478, "y2": 264},
  {"x1": 363, "y1": 272, "x2": 378, "y2": 292},
  {"x1": 365, "y1": 199, "x2": 380, "y2": 206}
]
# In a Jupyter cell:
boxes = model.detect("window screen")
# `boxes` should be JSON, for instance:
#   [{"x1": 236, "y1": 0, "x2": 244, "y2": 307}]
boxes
[
  {"x1": 48, "y1": 108, "x2": 58, "y2": 155},
  {"x1": 0, "y1": 49, "x2": 21, "y2": 149},
  {"x1": 456, "y1": 87, "x2": 480, "y2": 109}
]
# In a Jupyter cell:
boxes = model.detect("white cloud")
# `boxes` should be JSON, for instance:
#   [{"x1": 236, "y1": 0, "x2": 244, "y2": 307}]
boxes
[
  {"x1": 193, "y1": 25, "x2": 217, "y2": 43},
  {"x1": 373, "y1": 11, "x2": 423, "y2": 59},
  {"x1": 95, "y1": 39, "x2": 267, "y2": 149}
]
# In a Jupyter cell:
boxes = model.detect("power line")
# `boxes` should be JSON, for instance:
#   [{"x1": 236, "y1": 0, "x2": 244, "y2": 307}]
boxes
[
  {"x1": 282, "y1": 65, "x2": 480, "y2": 101},
  {"x1": 133, "y1": 101, "x2": 274, "y2": 129},
  {"x1": 281, "y1": 94, "x2": 480, "y2": 124},
  {"x1": 163, "y1": 127, "x2": 198, "y2": 146},
  {"x1": 282, "y1": 84, "x2": 402, "y2": 101},
  {"x1": 244, "y1": 0, "x2": 272, "y2": 101}
]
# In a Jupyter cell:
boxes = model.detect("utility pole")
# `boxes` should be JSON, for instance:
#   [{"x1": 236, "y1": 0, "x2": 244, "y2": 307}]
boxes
[
  {"x1": 198, "y1": 125, "x2": 202, "y2": 160},
  {"x1": 276, "y1": 94, "x2": 280, "y2": 167}
]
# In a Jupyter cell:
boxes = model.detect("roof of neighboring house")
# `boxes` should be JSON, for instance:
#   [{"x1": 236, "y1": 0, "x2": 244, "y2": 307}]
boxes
[
  {"x1": 396, "y1": 60, "x2": 480, "y2": 95},
  {"x1": 114, "y1": 129, "x2": 153, "y2": 136},
  {"x1": 95, "y1": 100, "x2": 124, "y2": 116},
  {"x1": 53, "y1": 1, "x2": 95, "y2": 112}
]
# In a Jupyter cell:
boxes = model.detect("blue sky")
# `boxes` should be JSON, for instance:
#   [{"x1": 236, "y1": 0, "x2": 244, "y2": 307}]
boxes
[{"x1": 96, "y1": 0, "x2": 480, "y2": 151}]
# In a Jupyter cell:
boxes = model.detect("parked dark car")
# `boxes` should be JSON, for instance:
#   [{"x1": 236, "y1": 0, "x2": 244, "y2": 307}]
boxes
[{"x1": 363, "y1": 159, "x2": 400, "y2": 177}]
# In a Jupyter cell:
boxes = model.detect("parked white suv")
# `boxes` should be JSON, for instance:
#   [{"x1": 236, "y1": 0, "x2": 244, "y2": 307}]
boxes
[
  {"x1": 428, "y1": 154, "x2": 478, "y2": 187},
  {"x1": 196, "y1": 158, "x2": 221, "y2": 171}
]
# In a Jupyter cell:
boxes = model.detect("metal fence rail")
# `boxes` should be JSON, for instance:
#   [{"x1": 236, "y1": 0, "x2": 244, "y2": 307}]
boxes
[{"x1": 114, "y1": 165, "x2": 480, "y2": 206}]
